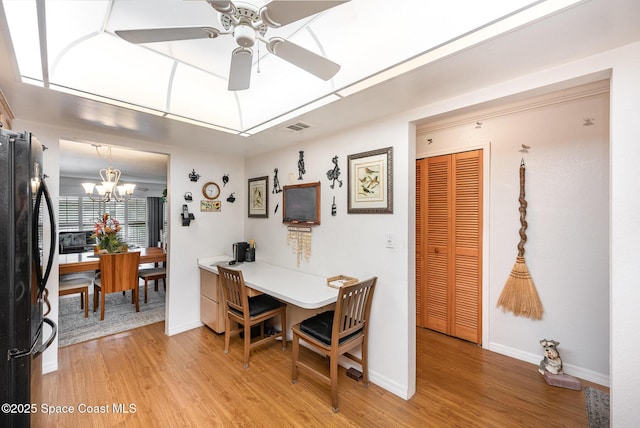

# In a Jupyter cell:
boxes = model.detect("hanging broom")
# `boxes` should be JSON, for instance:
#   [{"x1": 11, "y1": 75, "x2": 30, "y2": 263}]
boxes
[{"x1": 497, "y1": 159, "x2": 543, "y2": 320}]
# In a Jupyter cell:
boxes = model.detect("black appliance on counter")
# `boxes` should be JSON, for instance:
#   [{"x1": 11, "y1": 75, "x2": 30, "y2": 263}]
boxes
[
  {"x1": 1, "y1": 129, "x2": 57, "y2": 427},
  {"x1": 233, "y1": 241, "x2": 249, "y2": 262}
]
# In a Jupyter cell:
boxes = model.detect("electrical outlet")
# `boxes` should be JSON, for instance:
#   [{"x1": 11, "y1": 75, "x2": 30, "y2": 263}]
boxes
[{"x1": 385, "y1": 232, "x2": 394, "y2": 248}]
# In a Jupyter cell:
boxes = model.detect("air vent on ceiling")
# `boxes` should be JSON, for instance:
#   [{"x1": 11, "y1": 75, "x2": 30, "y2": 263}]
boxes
[{"x1": 285, "y1": 121, "x2": 311, "y2": 132}]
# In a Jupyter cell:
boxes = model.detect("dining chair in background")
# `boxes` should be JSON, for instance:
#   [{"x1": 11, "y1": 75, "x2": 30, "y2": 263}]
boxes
[
  {"x1": 94, "y1": 252, "x2": 141, "y2": 321},
  {"x1": 59, "y1": 273, "x2": 92, "y2": 318},
  {"x1": 217, "y1": 265, "x2": 287, "y2": 369},
  {"x1": 291, "y1": 277, "x2": 377, "y2": 413},
  {"x1": 138, "y1": 247, "x2": 166, "y2": 303}
]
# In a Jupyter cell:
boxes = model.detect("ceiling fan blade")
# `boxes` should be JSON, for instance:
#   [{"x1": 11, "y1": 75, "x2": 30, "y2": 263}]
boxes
[
  {"x1": 228, "y1": 47, "x2": 253, "y2": 91},
  {"x1": 115, "y1": 27, "x2": 220, "y2": 44},
  {"x1": 267, "y1": 38, "x2": 339, "y2": 81},
  {"x1": 260, "y1": 0, "x2": 350, "y2": 27},
  {"x1": 206, "y1": 1, "x2": 235, "y2": 14}
]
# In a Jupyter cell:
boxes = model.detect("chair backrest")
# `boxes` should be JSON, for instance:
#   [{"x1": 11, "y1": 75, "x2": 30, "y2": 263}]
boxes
[
  {"x1": 217, "y1": 266, "x2": 249, "y2": 318},
  {"x1": 332, "y1": 277, "x2": 377, "y2": 345},
  {"x1": 98, "y1": 252, "x2": 141, "y2": 294}
]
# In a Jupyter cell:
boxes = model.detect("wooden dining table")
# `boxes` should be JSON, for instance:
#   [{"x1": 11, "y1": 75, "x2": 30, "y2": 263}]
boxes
[{"x1": 59, "y1": 247, "x2": 166, "y2": 275}]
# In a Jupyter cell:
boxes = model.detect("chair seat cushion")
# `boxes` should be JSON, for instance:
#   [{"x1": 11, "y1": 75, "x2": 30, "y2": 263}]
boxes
[
  {"x1": 299, "y1": 311, "x2": 363, "y2": 345},
  {"x1": 138, "y1": 267, "x2": 166, "y2": 278},
  {"x1": 300, "y1": 311, "x2": 335, "y2": 345},
  {"x1": 247, "y1": 294, "x2": 284, "y2": 317},
  {"x1": 59, "y1": 277, "x2": 91, "y2": 291}
]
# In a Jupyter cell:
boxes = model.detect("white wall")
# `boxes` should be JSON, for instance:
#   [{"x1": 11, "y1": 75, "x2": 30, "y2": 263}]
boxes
[{"x1": 416, "y1": 83, "x2": 610, "y2": 383}]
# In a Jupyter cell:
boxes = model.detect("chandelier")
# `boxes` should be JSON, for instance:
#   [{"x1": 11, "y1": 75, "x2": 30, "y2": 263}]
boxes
[{"x1": 81, "y1": 145, "x2": 135, "y2": 202}]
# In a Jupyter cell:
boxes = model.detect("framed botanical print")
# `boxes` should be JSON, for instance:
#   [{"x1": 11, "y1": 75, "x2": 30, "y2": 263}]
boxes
[
  {"x1": 248, "y1": 176, "x2": 269, "y2": 218},
  {"x1": 347, "y1": 147, "x2": 393, "y2": 214}
]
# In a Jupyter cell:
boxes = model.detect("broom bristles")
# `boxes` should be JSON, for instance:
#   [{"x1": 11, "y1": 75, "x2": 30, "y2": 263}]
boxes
[{"x1": 497, "y1": 256, "x2": 543, "y2": 320}]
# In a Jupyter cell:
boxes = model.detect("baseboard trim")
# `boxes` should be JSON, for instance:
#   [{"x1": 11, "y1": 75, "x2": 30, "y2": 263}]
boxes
[{"x1": 488, "y1": 341, "x2": 609, "y2": 387}]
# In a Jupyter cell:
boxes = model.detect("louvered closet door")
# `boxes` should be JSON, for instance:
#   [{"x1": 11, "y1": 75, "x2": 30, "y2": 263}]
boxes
[{"x1": 416, "y1": 150, "x2": 482, "y2": 344}]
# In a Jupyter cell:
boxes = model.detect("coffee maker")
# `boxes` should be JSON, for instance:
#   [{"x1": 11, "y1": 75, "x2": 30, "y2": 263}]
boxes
[{"x1": 233, "y1": 242, "x2": 249, "y2": 262}]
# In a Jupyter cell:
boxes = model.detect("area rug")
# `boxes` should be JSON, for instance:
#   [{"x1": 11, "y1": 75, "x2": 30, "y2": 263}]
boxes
[
  {"x1": 585, "y1": 386, "x2": 610, "y2": 428},
  {"x1": 57, "y1": 285, "x2": 165, "y2": 347}
]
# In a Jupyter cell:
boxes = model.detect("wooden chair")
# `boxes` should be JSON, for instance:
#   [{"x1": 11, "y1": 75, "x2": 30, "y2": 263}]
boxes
[
  {"x1": 217, "y1": 266, "x2": 287, "y2": 369},
  {"x1": 138, "y1": 247, "x2": 166, "y2": 303},
  {"x1": 59, "y1": 274, "x2": 92, "y2": 318},
  {"x1": 138, "y1": 267, "x2": 166, "y2": 303},
  {"x1": 291, "y1": 277, "x2": 377, "y2": 413},
  {"x1": 93, "y1": 252, "x2": 141, "y2": 321}
]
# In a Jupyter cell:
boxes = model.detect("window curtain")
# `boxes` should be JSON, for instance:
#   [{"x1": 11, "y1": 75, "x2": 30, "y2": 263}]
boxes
[{"x1": 147, "y1": 197, "x2": 164, "y2": 247}]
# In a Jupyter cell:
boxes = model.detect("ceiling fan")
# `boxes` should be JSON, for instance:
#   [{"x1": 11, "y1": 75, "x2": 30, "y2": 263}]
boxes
[{"x1": 115, "y1": 0, "x2": 350, "y2": 91}]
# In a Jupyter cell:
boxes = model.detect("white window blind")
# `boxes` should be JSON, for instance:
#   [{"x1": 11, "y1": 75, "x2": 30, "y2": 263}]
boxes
[{"x1": 58, "y1": 197, "x2": 148, "y2": 248}]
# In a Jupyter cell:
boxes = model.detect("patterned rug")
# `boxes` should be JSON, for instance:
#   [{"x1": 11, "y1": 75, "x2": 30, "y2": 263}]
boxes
[
  {"x1": 585, "y1": 386, "x2": 610, "y2": 428},
  {"x1": 57, "y1": 285, "x2": 165, "y2": 347}
]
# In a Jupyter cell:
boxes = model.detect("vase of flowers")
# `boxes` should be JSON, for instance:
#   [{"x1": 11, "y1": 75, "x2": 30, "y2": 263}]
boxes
[{"x1": 92, "y1": 213, "x2": 126, "y2": 253}]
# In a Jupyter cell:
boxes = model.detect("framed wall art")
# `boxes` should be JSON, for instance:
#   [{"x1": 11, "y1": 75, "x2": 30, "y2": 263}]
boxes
[
  {"x1": 347, "y1": 147, "x2": 393, "y2": 214},
  {"x1": 248, "y1": 176, "x2": 269, "y2": 218}
]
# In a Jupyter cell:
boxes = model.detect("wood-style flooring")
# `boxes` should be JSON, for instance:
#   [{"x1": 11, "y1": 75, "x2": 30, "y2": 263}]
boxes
[{"x1": 33, "y1": 323, "x2": 605, "y2": 427}]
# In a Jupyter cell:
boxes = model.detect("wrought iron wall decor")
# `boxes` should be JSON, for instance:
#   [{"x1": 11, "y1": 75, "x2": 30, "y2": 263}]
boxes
[{"x1": 326, "y1": 155, "x2": 342, "y2": 188}]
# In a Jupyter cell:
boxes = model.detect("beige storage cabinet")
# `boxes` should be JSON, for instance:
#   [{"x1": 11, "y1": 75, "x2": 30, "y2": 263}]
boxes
[{"x1": 200, "y1": 268, "x2": 225, "y2": 333}]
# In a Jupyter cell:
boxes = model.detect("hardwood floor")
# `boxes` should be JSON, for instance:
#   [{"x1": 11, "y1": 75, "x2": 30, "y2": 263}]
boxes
[{"x1": 33, "y1": 323, "x2": 604, "y2": 427}]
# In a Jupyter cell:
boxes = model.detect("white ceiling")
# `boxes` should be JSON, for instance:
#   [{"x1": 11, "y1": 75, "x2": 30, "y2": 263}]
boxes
[
  {"x1": 1, "y1": 0, "x2": 639, "y2": 179},
  {"x1": 0, "y1": 0, "x2": 540, "y2": 134}
]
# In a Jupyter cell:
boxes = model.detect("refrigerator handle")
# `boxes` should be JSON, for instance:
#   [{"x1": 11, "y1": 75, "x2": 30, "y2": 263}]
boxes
[
  {"x1": 33, "y1": 317, "x2": 57, "y2": 357},
  {"x1": 32, "y1": 179, "x2": 57, "y2": 298},
  {"x1": 8, "y1": 318, "x2": 57, "y2": 360}
]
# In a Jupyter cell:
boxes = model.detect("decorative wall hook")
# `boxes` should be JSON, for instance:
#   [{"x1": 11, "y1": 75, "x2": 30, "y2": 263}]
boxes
[
  {"x1": 184, "y1": 192, "x2": 193, "y2": 202},
  {"x1": 188, "y1": 169, "x2": 200, "y2": 182},
  {"x1": 226, "y1": 193, "x2": 236, "y2": 203},
  {"x1": 326, "y1": 155, "x2": 342, "y2": 189},
  {"x1": 222, "y1": 174, "x2": 229, "y2": 186}
]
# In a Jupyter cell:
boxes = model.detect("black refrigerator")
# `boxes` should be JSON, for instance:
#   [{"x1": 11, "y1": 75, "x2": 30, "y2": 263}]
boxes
[{"x1": 0, "y1": 128, "x2": 57, "y2": 427}]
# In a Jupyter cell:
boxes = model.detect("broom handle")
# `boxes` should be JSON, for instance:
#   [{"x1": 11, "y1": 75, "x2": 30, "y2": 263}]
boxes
[{"x1": 518, "y1": 160, "x2": 527, "y2": 257}]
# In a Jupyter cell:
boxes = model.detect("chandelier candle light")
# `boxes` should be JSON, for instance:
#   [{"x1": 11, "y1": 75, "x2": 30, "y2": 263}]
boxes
[{"x1": 82, "y1": 145, "x2": 135, "y2": 202}]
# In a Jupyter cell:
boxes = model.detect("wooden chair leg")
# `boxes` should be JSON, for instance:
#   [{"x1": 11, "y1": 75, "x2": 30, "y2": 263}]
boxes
[
  {"x1": 100, "y1": 290, "x2": 105, "y2": 321},
  {"x1": 134, "y1": 286, "x2": 140, "y2": 312},
  {"x1": 291, "y1": 333, "x2": 299, "y2": 383},
  {"x1": 144, "y1": 278, "x2": 148, "y2": 304},
  {"x1": 330, "y1": 352, "x2": 339, "y2": 412},
  {"x1": 224, "y1": 317, "x2": 231, "y2": 355},
  {"x1": 281, "y1": 309, "x2": 287, "y2": 350},
  {"x1": 243, "y1": 322, "x2": 251, "y2": 369},
  {"x1": 362, "y1": 337, "x2": 369, "y2": 386},
  {"x1": 93, "y1": 286, "x2": 99, "y2": 313},
  {"x1": 83, "y1": 290, "x2": 88, "y2": 318}
]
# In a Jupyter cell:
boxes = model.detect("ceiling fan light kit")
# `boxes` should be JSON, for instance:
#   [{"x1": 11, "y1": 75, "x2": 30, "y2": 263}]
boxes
[{"x1": 115, "y1": 0, "x2": 350, "y2": 91}]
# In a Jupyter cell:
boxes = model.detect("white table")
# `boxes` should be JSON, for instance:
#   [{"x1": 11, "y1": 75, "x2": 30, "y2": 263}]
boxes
[{"x1": 197, "y1": 256, "x2": 338, "y2": 309}]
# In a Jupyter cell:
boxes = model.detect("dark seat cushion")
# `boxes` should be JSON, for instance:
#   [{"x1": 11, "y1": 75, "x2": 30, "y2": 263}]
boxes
[
  {"x1": 247, "y1": 294, "x2": 284, "y2": 317},
  {"x1": 300, "y1": 311, "x2": 335, "y2": 345},
  {"x1": 299, "y1": 311, "x2": 364, "y2": 345}
]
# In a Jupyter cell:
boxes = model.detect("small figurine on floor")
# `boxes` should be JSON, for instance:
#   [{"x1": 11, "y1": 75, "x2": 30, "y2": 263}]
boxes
[{"x1": 538, "y1": 339, "x2": 563, "y2": 375}]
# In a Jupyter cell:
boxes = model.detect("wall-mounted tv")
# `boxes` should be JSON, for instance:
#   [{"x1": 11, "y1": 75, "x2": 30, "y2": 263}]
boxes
[{"x1": 282, "y1": 181, "x2": 320, "y2": 225}]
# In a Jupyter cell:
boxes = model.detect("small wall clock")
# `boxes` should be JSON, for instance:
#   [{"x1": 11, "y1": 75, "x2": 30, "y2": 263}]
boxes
[{"x1": 202, "y1": 181, "x2": 220, "y2": 200}]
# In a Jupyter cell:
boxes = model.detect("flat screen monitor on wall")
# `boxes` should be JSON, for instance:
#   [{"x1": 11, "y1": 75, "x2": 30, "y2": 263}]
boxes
[{"x1": 282, "y1": 181, "x2": 320, "y2": 225}]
